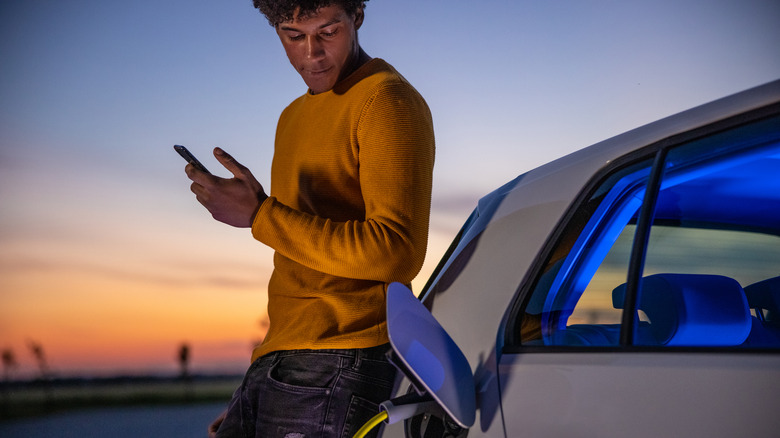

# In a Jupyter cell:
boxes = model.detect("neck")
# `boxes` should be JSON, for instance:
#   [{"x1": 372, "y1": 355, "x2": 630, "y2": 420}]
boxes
[{"x1": 340, "y1": 46, "x2": 371, "y2": 82}]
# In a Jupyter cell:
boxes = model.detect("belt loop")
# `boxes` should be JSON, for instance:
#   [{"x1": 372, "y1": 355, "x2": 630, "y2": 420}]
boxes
[{"x1": 353, "y1": 348, "x2": 363, "y2": 370}]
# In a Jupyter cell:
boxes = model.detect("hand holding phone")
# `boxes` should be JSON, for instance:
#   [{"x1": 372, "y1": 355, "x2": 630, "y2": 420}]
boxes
[
  {"x1": 177, "y1": 145, "x2": 267, "y2": 227},
  {"x1": 174, "y1": 144, "x2": 211, "y2": 174}
]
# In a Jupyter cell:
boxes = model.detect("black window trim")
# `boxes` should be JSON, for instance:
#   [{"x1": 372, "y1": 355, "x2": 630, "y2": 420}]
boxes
[{"x1": 620, "y1": 147, "x2": 667, "y2": 346}]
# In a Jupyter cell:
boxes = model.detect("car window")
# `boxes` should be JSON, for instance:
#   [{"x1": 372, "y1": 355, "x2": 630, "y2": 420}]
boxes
[
  {"x1": 517, "y1": 160, "x2": 651, "y2": 347},
  {"x1": 515, "y1": 113, "x2": 780, "y2": 349}
]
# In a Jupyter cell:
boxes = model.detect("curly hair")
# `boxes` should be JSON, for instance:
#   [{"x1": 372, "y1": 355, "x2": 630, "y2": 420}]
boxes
[{"x1": 252, "y1": 0, "x2": 368, "y2": 27}]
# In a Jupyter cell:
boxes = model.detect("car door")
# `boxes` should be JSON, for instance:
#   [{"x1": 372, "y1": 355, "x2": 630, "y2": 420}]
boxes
[{"x1": 498, "y1": 107, "x2": 780, "y2": 437}]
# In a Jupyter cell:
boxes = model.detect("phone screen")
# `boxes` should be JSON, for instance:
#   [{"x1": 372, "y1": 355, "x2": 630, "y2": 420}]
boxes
[{"x1": 174, "y1": 145, "x2": 211, "y2": 174}]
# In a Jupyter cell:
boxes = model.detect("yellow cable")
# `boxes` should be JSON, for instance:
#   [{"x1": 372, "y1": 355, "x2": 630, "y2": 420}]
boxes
[{"x1": 353, "y1": 410, "x2": 389, "y2": 438}]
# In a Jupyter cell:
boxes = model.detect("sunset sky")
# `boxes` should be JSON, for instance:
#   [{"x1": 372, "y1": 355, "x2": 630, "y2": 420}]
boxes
[{"x1": 1, "y1": 0, "x2": 779, "y2": 377}]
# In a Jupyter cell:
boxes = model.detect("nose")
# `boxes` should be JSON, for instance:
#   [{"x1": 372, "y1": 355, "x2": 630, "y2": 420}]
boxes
[{"x1": 305, "y1": 36, "x2": 325, "y2": 60}]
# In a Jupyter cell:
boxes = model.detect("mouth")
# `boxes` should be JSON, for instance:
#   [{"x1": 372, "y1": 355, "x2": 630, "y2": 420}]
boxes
[
  {"x1": 306, "y1": 66, "x2": 332, "y2": 76},
  {"x1": 299, "y1": 65, "x2": 336, "y2": 93}
]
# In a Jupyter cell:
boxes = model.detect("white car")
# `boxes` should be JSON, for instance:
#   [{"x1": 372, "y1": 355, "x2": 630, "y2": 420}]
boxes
[{"x1": 380, "y1": 80, "x2": 780, "y2": 438}]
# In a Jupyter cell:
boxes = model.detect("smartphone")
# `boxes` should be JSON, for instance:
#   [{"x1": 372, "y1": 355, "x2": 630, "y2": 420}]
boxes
[{"x1": 174, "y1": 145, "x2": 211, "y2": 174}]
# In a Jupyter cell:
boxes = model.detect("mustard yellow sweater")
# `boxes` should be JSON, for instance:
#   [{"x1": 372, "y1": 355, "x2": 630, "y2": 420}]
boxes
[{"x1": 250, "y1": 59, "x2": 435, "y2": 360}]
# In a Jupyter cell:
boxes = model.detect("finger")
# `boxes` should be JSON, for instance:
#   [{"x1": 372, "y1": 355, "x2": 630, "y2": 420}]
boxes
[
  {"x1": 190, "y1": 182, "x2": 205, "y2": 202},
  {"x1": 185, "y1": 163, "x2": 212, "y2": 184},
  {"x1": 213, "y1": 148, "x2": 265, "y2": 196},
  {"x1": 214, "y1": 147, "x2": 250, "y2": 179}
]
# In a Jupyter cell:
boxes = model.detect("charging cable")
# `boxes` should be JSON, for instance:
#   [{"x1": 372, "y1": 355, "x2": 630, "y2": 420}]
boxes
[
  {"x1": 352, "y1": 410, "x2": 389, "y2": 438},
  {"x1": 353, "y1": 393, "x2": 441, "y2": 438}
]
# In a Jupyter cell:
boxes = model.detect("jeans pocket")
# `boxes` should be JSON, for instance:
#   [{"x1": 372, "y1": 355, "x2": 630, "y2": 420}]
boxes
[
  {"x1": 255, "y1": 355, "x2": 340, "y2": 436},
  {"x1": 267, "y1": 353, "x2": 339, "y2": 394},
  {"x1": 341, "y1": 395, "x2": 382, "y2": 438}
]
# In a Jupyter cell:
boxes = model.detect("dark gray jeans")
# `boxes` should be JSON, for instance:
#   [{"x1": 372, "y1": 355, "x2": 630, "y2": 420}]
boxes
[{"x1": 215, "y1": 344, "x2": 397, "y2": 438}]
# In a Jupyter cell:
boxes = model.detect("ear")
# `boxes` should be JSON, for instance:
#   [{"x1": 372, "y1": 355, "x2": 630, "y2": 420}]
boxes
[{"x1": 353, "y1": 7, "x2": 365, "y2": 30}]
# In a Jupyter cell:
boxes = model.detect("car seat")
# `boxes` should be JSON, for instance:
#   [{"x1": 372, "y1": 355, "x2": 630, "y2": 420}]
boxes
[{"x1": 612, "y1": 273, "x2": 752, "y2": 346}]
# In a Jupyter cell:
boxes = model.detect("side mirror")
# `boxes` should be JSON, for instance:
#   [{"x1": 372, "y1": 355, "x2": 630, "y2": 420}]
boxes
[{"x1": 385, "y1": 282, "x2": 476, "y2": 429}]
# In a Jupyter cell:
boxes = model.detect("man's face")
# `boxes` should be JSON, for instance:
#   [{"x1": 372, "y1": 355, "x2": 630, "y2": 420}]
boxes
[{"x1": 276, "y1": 5, "x2": 363, "y2": 94}]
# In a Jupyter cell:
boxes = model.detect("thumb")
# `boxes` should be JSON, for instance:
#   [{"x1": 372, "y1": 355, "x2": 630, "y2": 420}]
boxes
[{"x1": 214, "y1": 147, "x2": 249, "y2": 179}]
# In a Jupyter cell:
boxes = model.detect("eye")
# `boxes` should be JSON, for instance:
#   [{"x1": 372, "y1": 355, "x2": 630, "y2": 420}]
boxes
[
  {"x1": 321, "y1": 28, "x2": 338, "y2": 38},
  {"x1": 288, "y1": 33, "x2": 305, "y2": 41}
]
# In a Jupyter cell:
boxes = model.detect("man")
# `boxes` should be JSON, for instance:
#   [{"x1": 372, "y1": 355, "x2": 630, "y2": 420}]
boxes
[{"x1": 185, "y1": 1, "x2": 435, "y2": 436}]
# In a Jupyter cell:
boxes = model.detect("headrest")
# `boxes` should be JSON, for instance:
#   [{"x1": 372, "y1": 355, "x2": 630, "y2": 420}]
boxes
[
  {"x1": 613, "y1": 274, "x2": 751, "y2": 346},
  {"x1": 744, "y1": 276, "x2": 780, "y2": 322}
]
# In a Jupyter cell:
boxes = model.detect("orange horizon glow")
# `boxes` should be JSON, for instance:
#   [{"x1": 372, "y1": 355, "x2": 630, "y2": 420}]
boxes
[{"x1": 1, "y1": 228, "x2": 273, "y2": 378}]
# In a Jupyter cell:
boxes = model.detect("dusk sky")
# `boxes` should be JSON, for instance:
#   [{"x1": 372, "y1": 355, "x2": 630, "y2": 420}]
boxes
[{"x1": 1, "y1": 0, "x2": 779, "y2": 377}]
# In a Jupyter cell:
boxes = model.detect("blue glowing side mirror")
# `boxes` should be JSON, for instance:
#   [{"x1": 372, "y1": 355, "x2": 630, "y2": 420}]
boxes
[{"x1": 386, "y1": 282, "x2": 476, "y2": 429}]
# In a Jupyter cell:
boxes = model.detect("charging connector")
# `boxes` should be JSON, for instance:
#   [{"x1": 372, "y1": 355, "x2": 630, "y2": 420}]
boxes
[
  {"x1": 352, "y1": 392, "x2": 442, "y2": 438},
  {"x1": 379, "y1": 392, "x2": 442, "y2": 425}
]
